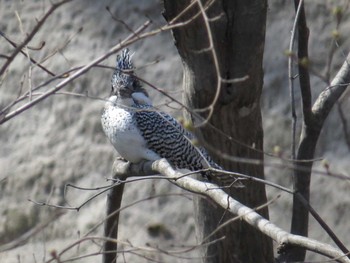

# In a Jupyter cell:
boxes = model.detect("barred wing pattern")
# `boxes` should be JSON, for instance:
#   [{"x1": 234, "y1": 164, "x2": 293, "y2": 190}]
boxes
[{"x1": 134, "y1": 105, "x2": 221, "y2": 176}]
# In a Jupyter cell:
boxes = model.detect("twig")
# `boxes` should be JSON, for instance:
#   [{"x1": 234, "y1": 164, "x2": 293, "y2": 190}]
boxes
[
  {"x1": 112, "y1": 159, "x2": 350, "y2": 263},
  {"x1": 0, "y1": 30, "x2": 55, "y2": 76},
  {"x1": 106, "y1": 7, "x2": 136, "y2": 34},
  {"x1": 0, "y1": 0, "x2": 72, "y2": 76},
  {"x1": 0, "y1": 210, "x2": 65, "y2": 252},
  {"x1": 0, "y1": 20, "x2": 151, "y2": 125},
  {"x1": 313, "y1": 52, "x2": 350, "y2": 125},
  {"x1": 85, "y1": 192, "x2": 192, "y2": 238},
  {"x1": 337, "y1": 101, "x2": 350, "y2": 150},
  {"x1": 287, "y1": 1, "x2": 312, "y2": 261},
  {"x1": 288, "y1": 1, "x2": 350, "y2": 261},
  {"x1": 288, "y1": 0, "x2": 304, "y2": 160},
  {"x1": 192, "y1": 0, "x2": 222, "y2": 127},
  {"x1": 39, "y1": 26, "x2": 83, "y2": 65},
  {"x1": 294, "y1": 0, "x2": 312, "y2": 124},
  {"x1": 0, "y1": 3, "x2": 229, "y2": 125}
]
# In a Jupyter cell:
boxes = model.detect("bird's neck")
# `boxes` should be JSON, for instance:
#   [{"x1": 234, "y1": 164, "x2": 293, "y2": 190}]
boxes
[{"x1": 106, "y1": 95, "x2": 135, "y2": 108}]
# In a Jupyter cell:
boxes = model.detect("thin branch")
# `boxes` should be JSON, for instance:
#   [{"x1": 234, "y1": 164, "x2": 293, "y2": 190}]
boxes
[
  {"x1": 45, "y1": 235, "x2": 219, "y2": 263},
  {"x1": 294, "y1": 192, "x2": 350, "y2": 256},
  {"x1": 0, "y1": 30, "x2": 55, "y2": 76},
  {"x1": 287, "y1": 1, "x2": 312, "y2": 261},
  {"x1": 112, "y1": 159, "x2": 350, "y2": 263},
  {"x1": 192, "y1": 0, "x2": 222, "y2": 127},
  {"x1": 337, "y1": 101, "x2": 350, "y2": 150},
  {"x1": 324, "y1": 3, "x2": 348, "y2": 82},
  {"x1": 0, "y1": 0, "x2": 72, "y2": 76},
  {"x1": 287, "y1": 0, "x2": 350, "y2": 260},
  {"x1": 288, "y1": 0, "x2": 304, "y2": 160},
  {"x1": 0, "y1": 210, "x2": 65, "y2": 252},
  {"x1": 0, "y1": 64, "x2": 114, "y2": 116},
  {"x1": 106, "y1": 7, "x2": 136, "y2": 34},
  {"x1": 38, "y1": 26, "x2": 83, "y2": 65},
  {"x1": 313, "y1": 52, "x2": 350, "y2": 120},
  {"x1": 289, "y1": 51, "x2": 350, "y2": 262},
  {"x1": 0, "y1": 3, "x2": 228, "y2": 125},
  {"x1": 294, "y1": 0, "x2": 312, "y2": 124},
  {"x1": 0, "y1": 20, "x2": 151, "y2": 125},
  {"x1": 85, "y1": 192, "x2": 192, "y2": 238}
]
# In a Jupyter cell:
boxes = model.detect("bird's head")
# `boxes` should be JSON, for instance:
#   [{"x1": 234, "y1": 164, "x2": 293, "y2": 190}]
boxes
[{"x1": 111, "y1": 48, "x2": 145, "y2": 99}]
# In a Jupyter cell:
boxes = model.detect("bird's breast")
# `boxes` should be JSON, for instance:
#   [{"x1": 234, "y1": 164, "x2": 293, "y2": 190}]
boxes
[{"x1": 101, "y1": 106, "x2": 148, "y2": 162}]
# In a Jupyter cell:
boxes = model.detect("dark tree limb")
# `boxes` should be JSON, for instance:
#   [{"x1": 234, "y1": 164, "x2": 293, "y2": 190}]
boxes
[
  {"x1": 294, "y1": 0, "x2": 312, "y2": 123},
  {"x1": 102, "y1": 159, "x2": 156, "y2": 263},
  {"x1": 281, "y1": 1, "x2": 350, "y2": 261},
  {"x1": 286, "y1": 1, "x2": 350, "y2": 257},
  {"x1": 287, "y1": 1, "x2": 312, "y2": 261},
  {"x1": 103, "y1": 163, "x2": 126, "y2": 263},
  {"x1": 288, "y1": 0, "x2": 305, "y2": 159}
]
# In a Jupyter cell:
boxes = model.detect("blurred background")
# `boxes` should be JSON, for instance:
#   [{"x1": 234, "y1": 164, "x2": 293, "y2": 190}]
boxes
[{"x1": 0, "y1": 0, "x2": 349, "y2": 262}]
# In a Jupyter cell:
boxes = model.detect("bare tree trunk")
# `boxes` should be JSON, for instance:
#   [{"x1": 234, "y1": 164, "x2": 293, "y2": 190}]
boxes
[
  {"x1": 163, "y1": 1, "x2": 273, "y2": 262},
  {"x1": 103, "y1": 183, "x2": 124, "y2": 263},
  {"x1": 282, "y1": 1, "x2": 350, "y2": 261}
]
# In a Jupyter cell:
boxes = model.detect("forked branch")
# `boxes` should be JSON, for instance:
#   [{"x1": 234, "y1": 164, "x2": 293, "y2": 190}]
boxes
[{"x1": 287, "y1": 0, "x2": 350, "y2": 261}]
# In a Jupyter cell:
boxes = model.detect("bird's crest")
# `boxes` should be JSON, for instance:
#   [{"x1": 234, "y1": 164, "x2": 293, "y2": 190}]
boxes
[{"x1": 111, "y1": 48, "x2": 141, "y2": 94}]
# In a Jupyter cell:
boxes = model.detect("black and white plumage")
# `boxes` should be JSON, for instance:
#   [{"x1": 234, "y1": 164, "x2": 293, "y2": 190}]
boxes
[{"x1": 101, "y1": 49, "x2": 222, "y2": 179}]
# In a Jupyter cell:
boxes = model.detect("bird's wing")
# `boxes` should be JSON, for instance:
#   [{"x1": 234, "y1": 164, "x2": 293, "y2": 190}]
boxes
[{"x1": 134, "y1": 105, "x2": 219, "y2": 172}]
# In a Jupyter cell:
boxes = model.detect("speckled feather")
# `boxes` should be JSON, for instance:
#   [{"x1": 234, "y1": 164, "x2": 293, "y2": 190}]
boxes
[
  {"x1": 134, "y1": 105, "x2": 221, "y2": 173},
  {"x1": 101, "y1": 48, "x2": 222, "y2": 179}
]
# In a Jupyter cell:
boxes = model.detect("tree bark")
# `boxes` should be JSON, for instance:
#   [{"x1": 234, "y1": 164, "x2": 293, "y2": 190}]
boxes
[
  {"x1": 103, "y1": 159, "x2": 129, "y2": 263},
  {"x1": 287, "y1": 51, "x2": 350, "y2": 261},
  {"x1": 163, "y1": 1, "x2": 273, "y2": 262},
  {"x1": 283, "y1": 2, "x2": 350, "y2": 261}
]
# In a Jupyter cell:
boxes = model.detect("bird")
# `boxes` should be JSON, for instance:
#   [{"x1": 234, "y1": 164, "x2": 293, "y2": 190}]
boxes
[{"x1": 101, "y1": 48, "x2": 233, "y2": 182}]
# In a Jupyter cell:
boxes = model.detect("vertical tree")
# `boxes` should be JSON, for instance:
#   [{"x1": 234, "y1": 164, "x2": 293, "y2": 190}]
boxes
[
  {"x1": 163, "y1": 1, "x2": 273, "y2": 262},
  {"x1": 281, "y1": 1, "x2": 350, "y2": 261}
]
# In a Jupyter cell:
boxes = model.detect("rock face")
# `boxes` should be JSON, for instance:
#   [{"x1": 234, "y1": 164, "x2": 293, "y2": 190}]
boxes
[{"x1": 0, "y1": 1, "x2": 349, "y2": 262}]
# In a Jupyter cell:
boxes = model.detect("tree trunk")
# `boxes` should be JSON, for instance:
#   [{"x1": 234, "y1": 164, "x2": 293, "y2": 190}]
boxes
[{"x1": 163, "y1": 1, "x2": 273, "y2": 263}]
